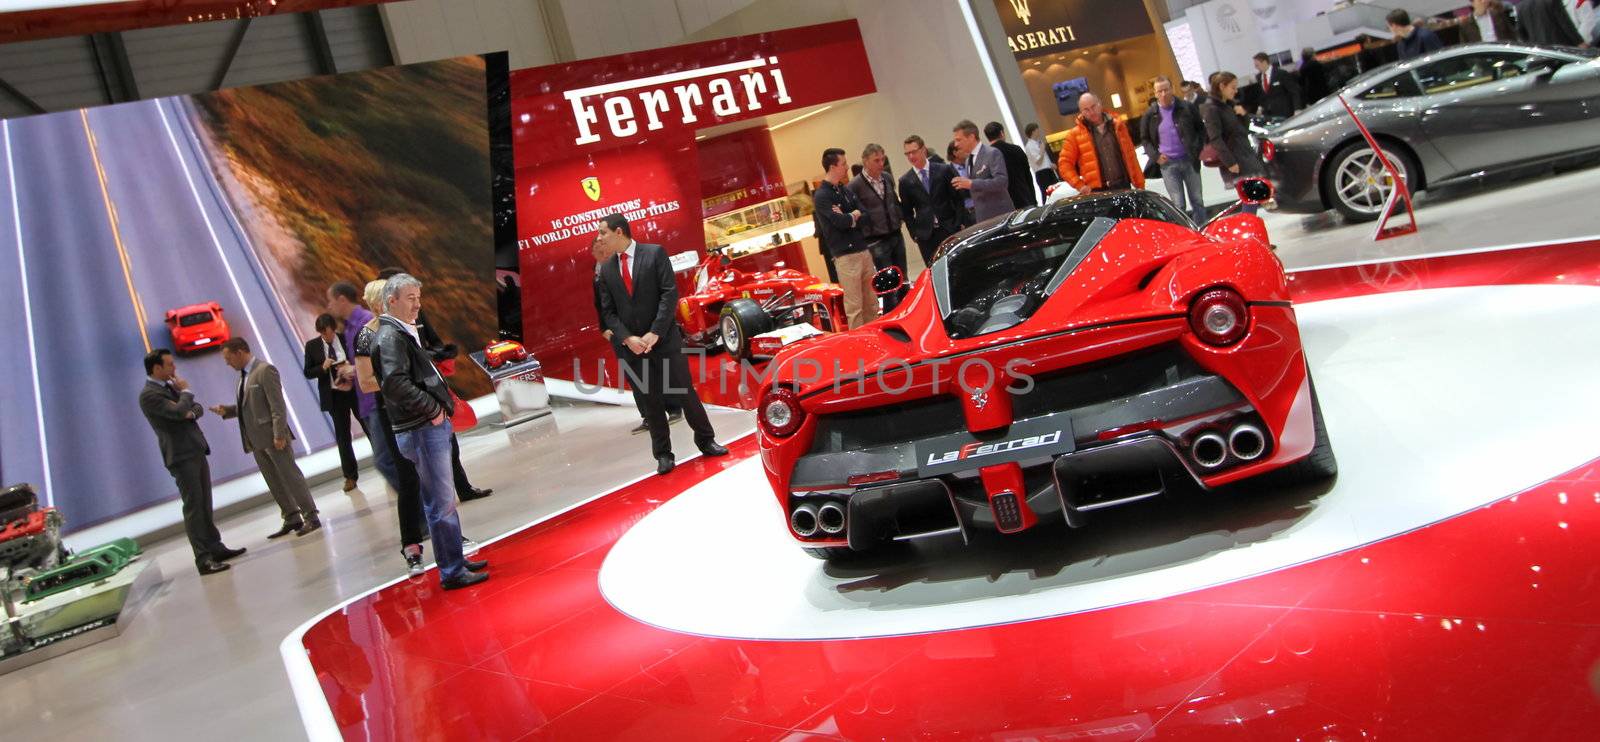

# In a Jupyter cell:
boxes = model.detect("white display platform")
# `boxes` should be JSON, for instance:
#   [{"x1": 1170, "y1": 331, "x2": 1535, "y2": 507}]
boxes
[{"x1": 600, "y1": 285, "x2": 1600, "y2": 640}]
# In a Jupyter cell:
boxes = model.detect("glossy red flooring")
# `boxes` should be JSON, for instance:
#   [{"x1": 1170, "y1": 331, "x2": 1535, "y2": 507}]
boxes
[{"x1": 296, "y1": 240, "x2": 1600, "y2": 741}]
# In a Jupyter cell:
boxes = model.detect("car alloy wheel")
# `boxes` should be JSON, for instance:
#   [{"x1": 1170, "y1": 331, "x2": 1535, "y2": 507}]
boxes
[{"x1": 1329, "y1": 144, "x2": 1411, "y2": 221}]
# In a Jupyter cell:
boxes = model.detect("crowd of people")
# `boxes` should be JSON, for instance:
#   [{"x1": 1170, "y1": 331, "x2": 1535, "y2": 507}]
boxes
[{"x1": 140, "y1": 267, "x2": 499, "y2": 590}]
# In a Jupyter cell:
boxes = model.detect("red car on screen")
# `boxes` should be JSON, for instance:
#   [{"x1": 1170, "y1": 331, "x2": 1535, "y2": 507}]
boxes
[
  {"x1": 484, "y1": 339, "x2": 529, "y2": 369},
  {"x1": 755, "y1": 181, "x2": 1337, "y2": 560},
  {"x1": 678, "y1": 250, "x2": 848, "y2": 359},
  {"x1": 164, "y1": 302, "x2": 231, "y2": 354}
]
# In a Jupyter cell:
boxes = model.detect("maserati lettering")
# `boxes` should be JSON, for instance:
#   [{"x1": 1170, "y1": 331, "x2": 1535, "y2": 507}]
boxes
[
  {"x1": 1007, "y1": 25, "x2": 1076, "y2": 54},
  {"x1": 566, "y1": 56, "x2": 793, "y2": 146},
  {"x1": 925, "y1": 431, "x2": 1063, "y2": 467}
]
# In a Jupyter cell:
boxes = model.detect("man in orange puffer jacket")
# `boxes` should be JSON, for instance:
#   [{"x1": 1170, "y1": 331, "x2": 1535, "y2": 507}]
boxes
[{"x1": 1057, "y1": 92, "x2": 1145, "y2": 194}]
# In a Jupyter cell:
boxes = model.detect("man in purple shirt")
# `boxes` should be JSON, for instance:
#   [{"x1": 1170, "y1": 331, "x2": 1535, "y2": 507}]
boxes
[{"x1": 1139, "y1": 76, "x2": 1209, "y2": 224}]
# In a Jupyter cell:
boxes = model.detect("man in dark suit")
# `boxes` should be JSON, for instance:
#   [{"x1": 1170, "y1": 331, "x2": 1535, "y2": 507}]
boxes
[
  {"x1": 139, "y1": 349, "x2": 243, "y2": 575},
  {"x1": 1253, "y1": 52, "x2": 1302, "y2": 118},
  {"x1": 951, "y1": 119, "x2": 1014, "y2": 222},
  {"x1": 898, "y1": 134, "x2": 963, "y2": 267},
  {"x1": 847, "y1": 143, "x2": 909, "y2": 310},
  {"x1": 593, "y1": 213, "x2": 728, "y2": 475},
  {"x1": 590, "y1": 236, "x2": 681, "y2": 433},
  {"x1": 984, "y1": 122, "x2": 1038, "y2": 209},
  {"x1": 1296, "y1": 48, "x2": 1330, "y2": 107},
  {"x1": 1517, "y1": 0, "x2": 1587, "y2": 46},
  {"x1": 304, "y1": 313, "x2": 363, "y2": 492}
]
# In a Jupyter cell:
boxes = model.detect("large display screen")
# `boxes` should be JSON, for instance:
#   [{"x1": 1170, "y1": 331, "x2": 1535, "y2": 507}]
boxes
[{"x1": 0, "y1": 55, "x2": 498, "y2": 530}]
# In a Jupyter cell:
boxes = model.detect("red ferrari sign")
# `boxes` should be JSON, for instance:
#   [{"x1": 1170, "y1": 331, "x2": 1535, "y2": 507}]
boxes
[
  {"x1": 509, "y1": 20, "x2": 875, "y2": 158},
  {"x1": 508, "y1": 21, "x2": 877, "y2": 384}
]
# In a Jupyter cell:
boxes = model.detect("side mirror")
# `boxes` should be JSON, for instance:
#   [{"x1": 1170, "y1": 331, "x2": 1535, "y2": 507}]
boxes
[
  {"x1": 872, "y1": 266, "x2": 904, "y2": 295},
  {"x1": 1235, "y1": 177, "x2": 1274, "y2": 205}
]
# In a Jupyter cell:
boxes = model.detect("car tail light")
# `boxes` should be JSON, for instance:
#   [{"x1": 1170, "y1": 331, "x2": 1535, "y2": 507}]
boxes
[
  {"x1": 1188, "y1": 288, "x2": 1249, "y2": 347},
  {"x1": 1260, "y1": 139, "x2": 1275, "y2": 163},
  {"x1": 846, "y1": 470, "x2": 899, "y2": 486},
  {"x1": 759, "y1": 387, "x2": 804, "y2": 438}
]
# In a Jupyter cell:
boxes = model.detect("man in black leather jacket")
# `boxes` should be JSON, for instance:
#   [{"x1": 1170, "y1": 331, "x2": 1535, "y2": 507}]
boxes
[{"x1": 375, "y1": 273, "x2": 488, "y2": 590}]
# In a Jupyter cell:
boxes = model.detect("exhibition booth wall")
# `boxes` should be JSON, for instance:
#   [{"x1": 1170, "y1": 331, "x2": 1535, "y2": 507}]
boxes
[{"x1": 0, "y1": 55, "x2": 498, "y2": 530}]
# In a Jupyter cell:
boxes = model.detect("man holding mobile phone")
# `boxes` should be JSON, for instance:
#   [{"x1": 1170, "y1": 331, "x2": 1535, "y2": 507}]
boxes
[{"x1": 304, "y1": 313, "x2": 363, "y2": 491}]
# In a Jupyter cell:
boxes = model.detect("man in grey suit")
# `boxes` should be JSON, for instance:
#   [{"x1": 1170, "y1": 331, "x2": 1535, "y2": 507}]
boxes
[
  {"x1": 951, "y1": 119, "x2": 1015, "y2": 222},
  {"x1": 139, "y1": 348, "x2": 244, "y2": 575},
  {"x1": 209, "y1": 337, "x2": 321, "y2": 538}
]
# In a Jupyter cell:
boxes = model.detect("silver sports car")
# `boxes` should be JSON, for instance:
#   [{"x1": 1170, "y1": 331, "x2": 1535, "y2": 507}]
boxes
[{"x1": 1263, "y1": 42, "x2": 1600, "y2": 221}]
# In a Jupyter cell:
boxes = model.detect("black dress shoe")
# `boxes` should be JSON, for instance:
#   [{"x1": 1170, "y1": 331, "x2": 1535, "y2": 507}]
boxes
[
  {"x1": 460, "y1": 487, "x2": 494, "y2": 502},
  {"x1": 630, "y1": 420, "x2": 650, "y2": 435},
  {"x1": 268, "y1": 521, "x2": 301, "y2": 539},
  {"x1": 296, "y1": 517, "x2": 323, "y2": 536},
  {"x1": 465, "y1": 559, "x2": 489, "y2": 572},
  {"x1": 197, "y1": 559, "x2": 231, "y2": 575},
  {"x1": 441, "y1": 571, "x2": 490, "y2": 590},
  {"x1": 698, "y1": 441, "x2": 729, "y2": 457},
  {"x1": 656, "y1": 455, "x2": 675, "y2": 475},
  {"x1": 214, "y1": 546, "x2": 247, "y2": 562},
  {"x1": 667, "y1": 409, "x2": 684, "y2": 424}
]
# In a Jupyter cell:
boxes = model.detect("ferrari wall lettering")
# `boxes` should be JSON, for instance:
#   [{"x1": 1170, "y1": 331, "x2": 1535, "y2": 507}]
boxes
[{"x1": 567, "y1": 56, "x2": 793, "y2": 146}]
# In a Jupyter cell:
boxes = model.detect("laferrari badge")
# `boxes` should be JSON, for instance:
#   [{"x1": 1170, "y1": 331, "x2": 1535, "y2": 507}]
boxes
[
  {"x1": 970, "y1": 390, "x2": 989, "y2": 410},
  {"x1": 581, "y1": 176, "x2": 601, "y2": 202}
]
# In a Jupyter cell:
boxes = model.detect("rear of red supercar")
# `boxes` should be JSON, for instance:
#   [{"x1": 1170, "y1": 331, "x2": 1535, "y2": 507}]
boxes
[{"x1": 755, "y1": 190, "x2": 1334, "y2": 559}]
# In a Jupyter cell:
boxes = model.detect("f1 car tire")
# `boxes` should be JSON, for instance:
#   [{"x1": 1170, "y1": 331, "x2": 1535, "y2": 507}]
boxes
[
  {"x1": 720, "y1": 298, "x2": 771, "y2": 359},
  {"x1": 1277, "y1": 376, "x2": 1337, "y2": 483},
  {"x1": 1322, "y1": 140, "x2": 1417, "y2": 223}
]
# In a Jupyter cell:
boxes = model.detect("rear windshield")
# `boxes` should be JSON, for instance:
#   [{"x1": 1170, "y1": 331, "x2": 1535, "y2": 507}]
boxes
[{"x1": 179, "y1": 312, "x2": 213, "y2": 327}]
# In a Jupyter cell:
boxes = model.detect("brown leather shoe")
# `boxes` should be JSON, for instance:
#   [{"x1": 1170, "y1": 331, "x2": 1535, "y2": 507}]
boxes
[{"x1": 343, "y1": 478, "x2": 357, "y2": 492}]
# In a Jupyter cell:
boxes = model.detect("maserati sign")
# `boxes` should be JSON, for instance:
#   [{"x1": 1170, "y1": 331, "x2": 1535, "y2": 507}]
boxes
[{"x1": 992, "y1": 0, "x2": 1153, "y2": 60}]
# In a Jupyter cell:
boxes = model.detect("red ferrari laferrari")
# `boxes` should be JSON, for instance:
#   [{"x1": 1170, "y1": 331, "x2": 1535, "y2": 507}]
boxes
[
  {"x1": 756, "y1": 181, "x2": 1335, "y2": 559},
  {"x1": 164, "y1": 302, "x2": 231, "y2": 355}
]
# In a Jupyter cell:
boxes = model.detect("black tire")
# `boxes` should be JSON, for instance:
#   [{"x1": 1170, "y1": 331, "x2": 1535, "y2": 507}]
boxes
[
  {"x1": 1277, "y1": 377, "x2": 1337, "y2": 483},
  {"x1": 1321, "y1": 140, "x2": 1418, "y2": 223},
  {"x1": 719, "y1": 298, "x2": 771, "y2": 359},
  {"x1": 803, "y1": 546, "x2": 855, "y2": 561}
]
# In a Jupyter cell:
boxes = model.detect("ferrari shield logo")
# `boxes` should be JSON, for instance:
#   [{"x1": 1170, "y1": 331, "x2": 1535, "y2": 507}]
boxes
[{"x1": 581, "y1": 176, "x2": 601, "y2": 202}]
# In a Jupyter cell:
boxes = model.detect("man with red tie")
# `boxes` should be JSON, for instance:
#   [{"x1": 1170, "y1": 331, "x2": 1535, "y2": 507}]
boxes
[
  {"x1": 1253, "y1": 52, "x2": 1301, "y2": 119},
  {"x1": 594, "y1": 213, "x2": 728, "y2": 475}
]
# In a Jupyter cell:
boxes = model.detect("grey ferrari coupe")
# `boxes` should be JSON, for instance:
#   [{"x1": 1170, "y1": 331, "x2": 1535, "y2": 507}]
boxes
[{"x1": 1263, "y1": 42, "x2": 1600, "y2": 221}]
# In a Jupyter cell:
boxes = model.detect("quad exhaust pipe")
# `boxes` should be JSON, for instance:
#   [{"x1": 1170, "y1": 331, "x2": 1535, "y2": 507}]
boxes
[
  {"x1": 1229, "y1": 424, "x2": 1266, "y2": 461},
  {"x1": 1191, "y1": 432, "x2": 1228, "y2": 469},
  {"x1": 817, "y1": 501, "x2": 847, "y2": 534},
  {"x1": 791, "y1": 500, "x2": 847, "y2": 537},
  {"x1": 790, "y1": 503, "x2": 820, "y2": 537}
]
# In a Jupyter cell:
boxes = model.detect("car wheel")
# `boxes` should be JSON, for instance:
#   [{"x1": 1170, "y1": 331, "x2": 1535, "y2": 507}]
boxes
[
  {"x1": 1323, "y1": 141, "x2": 1416, "y2": 223},
  {"x1": 1277, "y1": 374, "x2": 1337, "y2": 483},
  {"x1": 719, "y1": 298, "x2": 771, "y2": 359}
]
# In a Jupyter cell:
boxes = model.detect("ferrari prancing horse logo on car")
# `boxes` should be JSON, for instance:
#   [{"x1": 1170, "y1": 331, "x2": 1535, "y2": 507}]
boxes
[{"x1": 581, "y1": 176, "x2": 601, "y2": 202}]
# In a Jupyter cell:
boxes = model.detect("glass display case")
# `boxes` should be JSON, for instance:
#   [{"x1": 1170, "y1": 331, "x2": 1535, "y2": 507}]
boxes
[{"x1": 702, "y1": 181, "x2": 817, "y2": 260}]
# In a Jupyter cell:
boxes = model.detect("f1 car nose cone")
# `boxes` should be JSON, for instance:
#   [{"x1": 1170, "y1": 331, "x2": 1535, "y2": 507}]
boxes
[{"x1": 600, "y1": 285, "x2": 1600, "y2": 640}]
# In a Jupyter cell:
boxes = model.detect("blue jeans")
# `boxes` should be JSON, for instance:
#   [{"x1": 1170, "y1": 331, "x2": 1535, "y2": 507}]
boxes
[
  {"x1": 1160, "y1": 159, "x2": 1207, "y2": 224},
  {"x1": 363, "y1": 410, "x2": 399, "y2": 489},
  {"x1": 395, "y1": 418, "x2": 467, "y2": 582}
]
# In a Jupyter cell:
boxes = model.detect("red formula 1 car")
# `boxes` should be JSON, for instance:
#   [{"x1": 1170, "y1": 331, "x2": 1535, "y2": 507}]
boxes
[
  {"x1": 755, "y1": 181, "x2": 1336, "y2": 560},
  {"x1": 164, "y1": 301, "x2": 231, "y2": 354},
  {"x1": 484, "y1": 339, "x2": 529, "y2": 369},
  {"x1": 678, "y1": 250, "x2": 848, "y2": 359}
]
